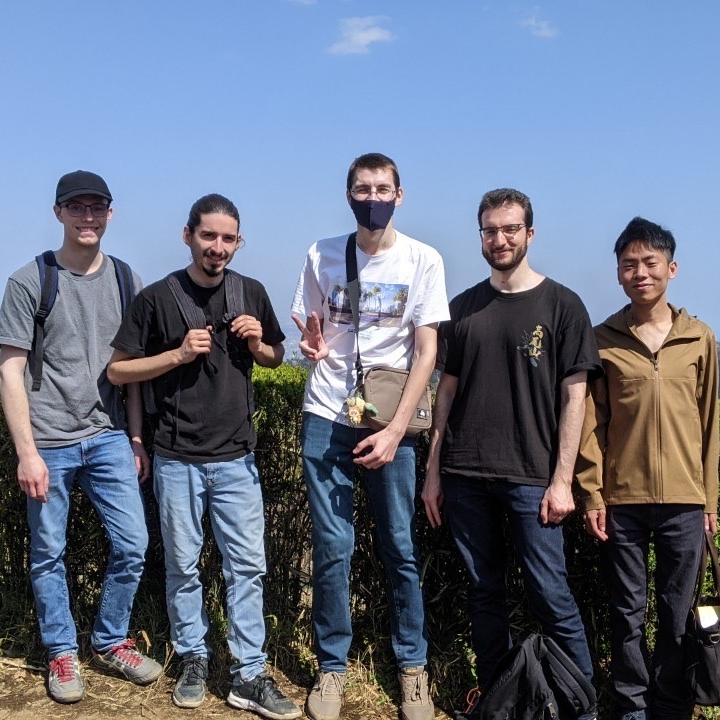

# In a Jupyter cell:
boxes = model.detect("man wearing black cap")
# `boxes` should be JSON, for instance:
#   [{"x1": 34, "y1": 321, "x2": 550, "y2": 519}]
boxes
[{"x1": 0, "y1": 171, "x2": 161, "y2": 703}]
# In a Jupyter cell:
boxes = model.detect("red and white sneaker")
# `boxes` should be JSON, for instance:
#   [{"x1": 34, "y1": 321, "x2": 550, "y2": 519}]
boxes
[
  {"x1": 91, "y1": 638, "x2": 162, "y2": 685},
  {"x1": 48, "y1": 653, "x2": 85, "y2": 703}
]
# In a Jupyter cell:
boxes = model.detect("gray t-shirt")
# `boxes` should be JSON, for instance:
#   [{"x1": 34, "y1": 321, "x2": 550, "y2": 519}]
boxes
[{"x1": 0, "y1": 254, "x2": 142, "y2": 447}]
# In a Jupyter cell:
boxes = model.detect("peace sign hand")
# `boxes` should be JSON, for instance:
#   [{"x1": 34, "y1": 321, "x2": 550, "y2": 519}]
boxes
[{"x1": 292, "y1": 312, "x2": 329, "y2": 362}]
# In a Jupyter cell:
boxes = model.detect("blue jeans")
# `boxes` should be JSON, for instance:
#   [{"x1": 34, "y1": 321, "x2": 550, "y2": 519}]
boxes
[
  {"x1": 443, "y1": 475, "x2": 593, "y2": 686},
  {"x1": 29, "y1": 430, "x2": 148, "y2": 657},
  {"x1": 301, "y1": 412, "x2": 428, "y2": 672},
  {"x1": 606, "y1": 504, "x2": 703, "y2": 720},
  {"x1": 153, "y1": 452, "x2": 267, "y2": 681}
]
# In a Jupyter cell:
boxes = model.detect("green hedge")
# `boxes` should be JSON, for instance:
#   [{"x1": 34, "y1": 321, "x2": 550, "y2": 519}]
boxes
[{"x1": 0, "y1": 364, "x2": 713, "y2": 716}]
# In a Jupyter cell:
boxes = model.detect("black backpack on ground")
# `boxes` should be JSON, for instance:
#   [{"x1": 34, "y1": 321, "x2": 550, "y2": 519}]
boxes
[
  {"x1": 459, "y1": 633, "x2": 596, "y2": 720},
  {"x1": 30, "y1": 251, "x2": 135, "y2": 391}
]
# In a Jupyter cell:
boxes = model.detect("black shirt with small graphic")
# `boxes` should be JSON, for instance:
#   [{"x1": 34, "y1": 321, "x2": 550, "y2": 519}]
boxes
[
  {"x1": 438, "y1": 278, "x2": 601, "y2": 486},
  {"x1": 112, "y1": 271, "x2": 284, "y2": 463}
]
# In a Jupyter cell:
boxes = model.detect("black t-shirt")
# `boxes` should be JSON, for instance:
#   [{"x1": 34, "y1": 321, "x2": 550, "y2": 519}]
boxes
[
  {"x1": 438, "y1": 278, "x2": 601, "y2": 486},
  {"x1": 112, "y1": 271, "x2": 285, "y2": 462}
]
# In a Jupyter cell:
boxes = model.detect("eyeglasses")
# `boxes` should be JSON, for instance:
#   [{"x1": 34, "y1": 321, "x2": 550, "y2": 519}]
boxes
[
  {"x1": 350, "y1": 187, "x2": 397, "y2": 202},
  {"x1": 479, "y1": 224, "x2": 526, "y2": 240},
  {"x1": 62, "y1": 202, "x2": 110, "y2": 218}
]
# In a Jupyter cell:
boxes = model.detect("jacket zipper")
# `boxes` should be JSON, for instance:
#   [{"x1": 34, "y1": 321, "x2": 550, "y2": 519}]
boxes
[{"x1": 653, "y1": 351, "x2": 662, "y2": 501}]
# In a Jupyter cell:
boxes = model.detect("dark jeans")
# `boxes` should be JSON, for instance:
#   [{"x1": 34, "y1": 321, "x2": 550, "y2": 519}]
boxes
[
  {"x1": 606, "y1": 504, "x2": 704, "y2": 720},
  {"x1": 443, "y1": 475, "x2": 593, "y2": 687}
]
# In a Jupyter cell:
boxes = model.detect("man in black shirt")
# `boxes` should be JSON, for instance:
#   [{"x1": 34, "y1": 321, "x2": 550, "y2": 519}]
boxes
[
  {"x1": 108, "y1": 194, "x2": 300, "y2": 719},
  {"x1": 422, "y1": 189, "x2": 600, "y2": 717}
]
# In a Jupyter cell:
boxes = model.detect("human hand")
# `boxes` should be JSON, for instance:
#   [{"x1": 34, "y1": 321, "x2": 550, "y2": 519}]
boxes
[
  {"x1": 539, "y1": 480, "x2": 575, "y2": 525},
  {"x1": 176, "y1": 328, "x2": 213, "y2": 364},
  {"x1": 421, "y1": 467, "x2": 444, "y2": 528},
  {"x1": 229, "y1": 315, "x2": 263, "y2": 352},
  {"x1": 292, "y1": 312, "x2": 329, "y2": 362},
  {"x1": 131, "y1": 438, "x2": 150, "y2": 483},
  {"x1": 583, "y1": 508, "x2": 608, "y2": 541},
  {"x1": 18, "y1": 453, "x2": 50, "y2": 503},
  {"x1": 705, "y1": 512, "x2": 717, "y2": 535},
  {"x1": 352, "y1": 426, "x2": 403, "y2": 469}
]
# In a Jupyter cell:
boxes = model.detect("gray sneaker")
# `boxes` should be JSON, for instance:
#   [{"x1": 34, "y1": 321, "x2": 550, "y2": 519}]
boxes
[
  {"x1": 172, "y1": 656, "x2": 209, "y2": 708},
  {"x1": 227, "y1": 670, "x2": 302, "y2": 719},
  {"x1": 398, "y1": 666, "x2": 434, "y2": 720},
  {"x1": 48, "y1": 653, "x2": 85, "y2": 704},
  {"x1": 91, "y1": 638, "x2": 162, "y2": 685},
  {"x1": 306, "y1": 671, "x2": 346, "y2": 720}
]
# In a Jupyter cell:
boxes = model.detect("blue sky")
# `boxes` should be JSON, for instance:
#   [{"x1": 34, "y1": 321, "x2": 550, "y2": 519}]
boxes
[{"x1": 2, "y1": 1, "x2": 719, "y2": 340}]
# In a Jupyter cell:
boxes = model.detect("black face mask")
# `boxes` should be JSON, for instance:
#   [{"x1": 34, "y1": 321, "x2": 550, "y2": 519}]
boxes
[{"x1": 349, "y1": 196, "x2": 396, "y2": 231}]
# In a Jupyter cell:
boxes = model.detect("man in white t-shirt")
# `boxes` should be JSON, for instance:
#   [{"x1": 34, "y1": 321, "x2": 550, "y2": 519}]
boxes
[{"x1": 292, "y1": 153, "x2": 449, "y2": 720}]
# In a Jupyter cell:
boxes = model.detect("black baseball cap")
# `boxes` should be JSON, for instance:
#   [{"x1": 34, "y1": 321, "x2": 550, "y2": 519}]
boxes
[{"x1": 55, "y1": 170, "x2": 113, "y2": 205}]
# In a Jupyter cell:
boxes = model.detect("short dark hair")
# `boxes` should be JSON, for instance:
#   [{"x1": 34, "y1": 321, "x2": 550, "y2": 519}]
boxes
[
  {"x1": 346, "y1": 153, "x2": 400, "y2": 191},
  {"x1": 477, "y1": 188, "x2": 533, "y2": 228},
  {"x1": 614, "y1": 216, "x2": 676, "y2": 261},
  {"x1": 186, "y1": 194, "x2": 240, "y2": 234}
]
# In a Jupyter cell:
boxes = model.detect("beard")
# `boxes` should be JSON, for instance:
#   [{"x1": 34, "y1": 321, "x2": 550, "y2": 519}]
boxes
[
  {"x1": 202, "y1": 262, "x2": 224, "y2": 277},
  {"x1": 191, "y1": 247, "x2": 229, "y2": 278},
  {"x1": 482, "y1": 239, "x2": 528, "y2": 272}
]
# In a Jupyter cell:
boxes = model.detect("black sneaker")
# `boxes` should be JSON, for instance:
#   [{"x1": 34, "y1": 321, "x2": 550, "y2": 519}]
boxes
[
  {"x1": 227, "y1": 671, "x2": 302, "y2": 719},
  {"x1": 172, "y1": 656, "x2": 209, "y2": 709}
]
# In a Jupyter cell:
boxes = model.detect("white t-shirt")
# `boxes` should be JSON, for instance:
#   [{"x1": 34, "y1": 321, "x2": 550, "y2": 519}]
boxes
[{"x1": 291, "y1": 230, "x2": 450, "y2": 424}]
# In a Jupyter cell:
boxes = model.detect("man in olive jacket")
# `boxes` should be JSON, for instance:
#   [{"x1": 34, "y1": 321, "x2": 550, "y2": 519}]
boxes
[{"x1": 576, "y1": 217, "x2": 719, "y2": 720}]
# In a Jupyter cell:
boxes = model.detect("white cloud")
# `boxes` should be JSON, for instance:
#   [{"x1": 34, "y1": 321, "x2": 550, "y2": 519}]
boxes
[
  {"x1": 327, "y1": 16, "x2": 395, "y2": 55},
  {"x1": 520, "y1": 12, "x2": 559, "y2": 39}
]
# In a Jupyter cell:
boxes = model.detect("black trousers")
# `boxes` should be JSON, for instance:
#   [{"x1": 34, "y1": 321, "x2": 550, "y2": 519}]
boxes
[{"x1": 606, "y1": 504, "x2": 704, "y2": 719}]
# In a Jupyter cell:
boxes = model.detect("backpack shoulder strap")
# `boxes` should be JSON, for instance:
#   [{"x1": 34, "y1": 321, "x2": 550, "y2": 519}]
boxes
[
  {"x1": 30, "y1": 251, "x2": 59, "y2": 391},
  {"x1": 165, "y1": 270, "x2": 206, "y2": 330},
  {"x1": 107, "y1": 255, "x2": 136, "y2": 314},
  {"x1": 223, "y1": 269, "x2": 245, "y2": 318},
  {"x1": 541, "y1": 635, "x2": 596, "y2": 714}
]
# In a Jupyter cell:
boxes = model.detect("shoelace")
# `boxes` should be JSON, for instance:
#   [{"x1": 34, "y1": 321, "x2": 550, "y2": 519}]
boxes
[
  {"x1": 182, "y1": 658, "x2": 207, "y2": 683},
  {"x1": 318, "y1": 672, "x2": 343, "y2": 698},
  {"x1": 253, "y1": 675, "x2": 285, "y2": 702},
  {"x1": 108, "y1": 639, "x2": 143, "y2": 668},
  {"x1": 50, "y1": 655, "x2": 76, "y2": 683},
  {"x1": 464, "y1": 687, "x2": 481, "y2": 714},
  {"x1": 400, "y1": 672, "x2": 423, "y2": 702}
]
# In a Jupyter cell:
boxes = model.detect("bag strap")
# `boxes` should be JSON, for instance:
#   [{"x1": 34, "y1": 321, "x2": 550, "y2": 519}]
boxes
[
  {"x1": 30, "y1": 252, "x2": 135, "y2": 392},
  {"x1": 166, "y1": 269, "x2": 245, "y2": 329},
  {"x1": 694, "y1": 530, "x2": 720, "y2": 608},
  {"x1": 30, "y1": 251, "x2": 59, "y2": 391},
  {"x1": 165, "y1": 270, "x2": 207, "y2": 330},
  {"x1": 163, "y1": 269, "x2": 249, "y2": 447},
  {"x1": 108, "y1": 255, "x2": 136, "y2": 314},
  {"x1": 224, "y1": 269, "x2": 245, "y2": 318},
  {"x1": 345, "y1": 232, "x2": 364, "y2": 388},
  {"x1": 164, "y1": 269, "x2": 211, "y2": 448}
]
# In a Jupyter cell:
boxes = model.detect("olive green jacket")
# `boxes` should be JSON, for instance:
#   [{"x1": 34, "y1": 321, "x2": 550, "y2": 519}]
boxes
[{"x1": 576, "y1": 305, "x2": 719, "y2": 512}]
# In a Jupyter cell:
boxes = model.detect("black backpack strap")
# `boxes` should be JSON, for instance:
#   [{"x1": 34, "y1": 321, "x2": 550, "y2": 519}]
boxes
[
  {"x1": 224, "y1": 269, "x2": 245, "y2": 318},
  {"x1": 30, "y1": 251, "x2": 59, "y2": 391},
  {"x1": 541, "y1": 635, "x2": 596, "y2": 714},
  {"x1": 108, "y1": 255, "x2": 136, "y2": 314},
  {"x1": 165, "y1": 270, "x2": 207, "y2": 330}
]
